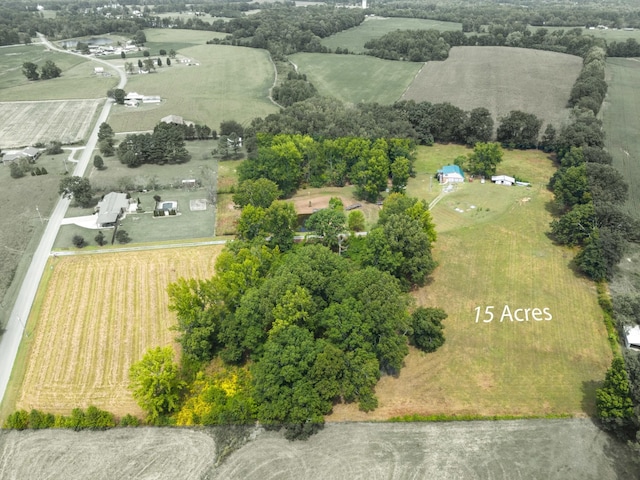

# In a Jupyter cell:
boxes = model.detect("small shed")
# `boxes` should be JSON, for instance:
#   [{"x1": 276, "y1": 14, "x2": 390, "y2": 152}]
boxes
[
  {"x1": 94, "y1": 67, "x2": 104, "y2": 75},
  {"x1": 491, "y1": 175, "x2": 515, "y2": 186},
  {"x1": 96, "y1": 192, "x2": 129, "y2": 227},
  {"x1": 437, "y1": 165, "x2": 465, "y2": 184},
  {"x1": 142, "y1": 95, "x2": 161, "y2": 104},
  {"x1": 625, "y1": 325, "x2": 640, "y2": 350}
]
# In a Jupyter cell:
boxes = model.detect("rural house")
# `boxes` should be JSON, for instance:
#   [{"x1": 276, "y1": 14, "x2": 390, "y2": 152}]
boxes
[
  {"x1": 22, "y1": 146, "x2": 42, "y2": 161},
  {"x1": 96, "y1": 192, "x2": 129, "y2": 227},
  {"x1": 491, "y1": 175, "x2": 515, "y2": 186},
  {"x1": 625, "y1": 325, "x2": 640, "y2": 350},
  {"x1": 2, "y1": 152, "x2": 24, "y2": 166},
  {"x1": 437, "y1": 165, "x2": 465, "y2": 184}
]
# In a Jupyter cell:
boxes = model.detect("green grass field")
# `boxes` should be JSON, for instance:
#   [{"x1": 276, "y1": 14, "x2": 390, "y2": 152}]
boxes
[
  {"x1": 601, "y1": 58, "x2": 640, "y2": 217},
  {"x1": 600, "y1": 58, "x2": 640, "y2": 295},
  {"x1": 289, "y1": 53, "x2": 422, "y2": 104},
  {"x1": 330, "y1": 145, "x2": 612, "y2": 420},
  {"x1": 0, "y1": 44, "x2": 116, "y2": 100},
  {"x1": 322, "y1": 16, "x2": 462, "y2": 53},
  {"x1": 402, "y1": 46, "x2": 582, "y2": 131},
  {"x1": 107, "y1": 43, "x2": 277, "y2": 132}
]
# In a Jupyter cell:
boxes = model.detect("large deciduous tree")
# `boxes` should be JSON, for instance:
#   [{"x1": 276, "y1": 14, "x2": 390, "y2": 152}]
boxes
[
  {"x1": 40, "y1": 60, "x2": 61, "y2": 80},
  {"x1": 129, "y1": 346, "x2": 185, "y2": 422},
  {"x1": 305, "y1": 207, "x2": 346, "y2": 250},
  {"x1": 467, "y1": 142, "x2": 504, "y2": 179},
  {"x1": 410, "y1": 307, "x2": 446, "y2": 352},
  {"x1": 22, "y1": 61, "x2": 39, "y2": 80},
  {"x1": 233, "y1": 178, "x2": 281, "y2": 208},
  {"x1": 59, "y1": 176, "x2": 93, "y2": 208},
  {"x1": 496, "y1": 110, "x2": 542, "y2": 149}
]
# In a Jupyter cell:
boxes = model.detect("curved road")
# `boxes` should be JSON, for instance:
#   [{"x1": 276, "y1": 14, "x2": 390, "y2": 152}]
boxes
[{"x1": 0, "y1": 36, "x2": 126, "y2": 406}]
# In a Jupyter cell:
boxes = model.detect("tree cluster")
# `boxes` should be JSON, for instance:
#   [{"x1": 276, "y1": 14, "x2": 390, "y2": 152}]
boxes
[
  {"x1": 238, "y1": 134, "x2": 415, "y2": 201},
  {"x1": 167, "y1": 238, "x2": 442, "y2": 436},
  {"x1": 22, "y1": 60, "x2": 61, "y2": 81},
  {"x1": 363, "y1": 29, "x2": 456, "y2": 62},
  {"x1": 496, "y1": 110, "x2": 543, "y2": 149},
  {"x1": 207, "y1": 6, "x2": 365, "y2": 59},
  {"x1": 271, "y1": 72, "x2": 318, "y2": 108},
  {"x1": 59, "y1": 176, "x2": 93, "y2": 208},
  {"x1": 117, "y1": 122, "x2": 192, "y2": 167}
]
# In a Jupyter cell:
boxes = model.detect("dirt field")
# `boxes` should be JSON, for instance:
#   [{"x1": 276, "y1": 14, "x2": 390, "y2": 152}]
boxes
[
  {"x1": 0, "y1": 420, "x2": 636, "y2": 479},
  {"x1": 0, "y1": 427, "x2": 217, "y2": 480},
  {"x1": 0, "y1": 99, "x2": 102, "y2": 148},
  {"x1": 15, "y1": 245, "x2": 224, "y2": 416},
  {"x1": 402, "y1": 46, "x2": 582, "y2": 129}
]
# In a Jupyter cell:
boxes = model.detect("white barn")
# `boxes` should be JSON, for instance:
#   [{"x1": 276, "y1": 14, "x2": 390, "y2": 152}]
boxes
[
  {"x1": 491, "y1": 175, "x2": 515, "y2": 186},
  {"x1": 625, "y1": 325, "x2": 640, "y2": 350}
]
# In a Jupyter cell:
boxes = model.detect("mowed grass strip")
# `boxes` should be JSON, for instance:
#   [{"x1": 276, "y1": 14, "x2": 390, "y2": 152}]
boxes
[
  {"x1": 289, "y1": 53, "x2": 422, "y2": 104},
  {"x1": 402, "y1": 46, "x2": 582, "y2": 129},
  {"x1": 107, "y1": 44, "x2": 277, "y2": 132},
  {"x1": 0, "y1": 99, "x2": 102, "y2": 148},
  {"x1": 321, "y1": 16, "x2": 462, "y2": 53},
  {"x1": 16, "y1": 245, "x2": 224, "y2": 417},
  {"x1": 328, "y1": 146, "x2": 611, "y2": 421},
  {"x1": 602, "y1": 58, "x2": 640, "y2": 217}
]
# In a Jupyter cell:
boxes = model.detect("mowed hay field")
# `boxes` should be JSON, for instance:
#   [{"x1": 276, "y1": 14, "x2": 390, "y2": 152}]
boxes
[
  {"x1": 290, "y1": 53, "x2": 422, "y2": 104},
  {"x1": 329, "y1": 146, "x2": 612, "y2": 421},
  {"x1": 402, "y1": 47, "x2": 582, "y2": 128},
  {"x1": 16, "y1": 245, "x2": 224, "y2": 416},
  {"x1": 0, "y1": 99, "x2": 102, "y2": 148},
  {"x1": 321, "y1": 16, "x2": 462, "y2": 53},
  {"x1": 108, "y1": 44, "x2": 277, "y2": 132}
]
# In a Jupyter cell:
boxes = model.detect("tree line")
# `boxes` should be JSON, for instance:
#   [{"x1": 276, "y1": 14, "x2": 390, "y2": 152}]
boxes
[{"x1": 238, "y1": 134, "x2": 415, "y2": 201}]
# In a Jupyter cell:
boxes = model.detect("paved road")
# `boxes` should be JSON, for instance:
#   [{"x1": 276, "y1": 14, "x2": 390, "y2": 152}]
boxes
[{"x1": 0, "y1": 36, "x2": 126, "y2": 407}]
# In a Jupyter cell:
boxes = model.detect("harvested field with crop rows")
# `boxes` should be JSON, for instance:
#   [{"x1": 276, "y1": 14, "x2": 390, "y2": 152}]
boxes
[{"x1": 16, "y1": 245, "x2": 223, "y2": 416}]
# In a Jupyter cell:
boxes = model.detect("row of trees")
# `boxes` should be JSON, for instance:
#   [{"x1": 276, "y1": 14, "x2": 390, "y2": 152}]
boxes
[
  {"x1": 238, "y1": 134, "x2": 415, "y2": 201},
  {"x1": 568, "y1": 46, "x2": 607, "y2": 115},
  {"x1": 117, "y1": 122, "x2": 191, "y2": 167}
]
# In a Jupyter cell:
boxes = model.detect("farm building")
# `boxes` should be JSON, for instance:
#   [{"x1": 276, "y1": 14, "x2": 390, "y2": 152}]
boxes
[
  {"x1": 1, "y1": 152, "x2": 23, "y2": 166},
  {"x1": 437, "y1": 165, "x2": 465, "y2": 184},
  {"x1": 492, "y1": 175, "x2": 515, "y2": 186},
  {"x1": 125, "y1": 92, "x2": 145, "y2": 102},
  {"x1": 625, "y1": 325, "x2": 640, "y2": 350},
  {"x1": 96, "y1": 192, "x2": 129, "y2": 227},
  {"x1": 161, "y1": 114, "x2": 185, "y2": 125},
  {"x1": 94, "y1": 67, "x2": 104, "y2": 75},
  {"x1": 143, "y1": 95, "x2": 161, "y2": 104},
  {"x1": 22, "y1": 146, "x2": 42, "y2": 160}
]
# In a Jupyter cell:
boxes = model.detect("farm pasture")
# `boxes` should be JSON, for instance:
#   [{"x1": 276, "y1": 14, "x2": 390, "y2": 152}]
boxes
[
  {"x1": 402, "y1": 46, "x2": 582, "y2": 129},
  {"x1": 321, "y1": 16, "x2": 462, "y2": 53},
  {"x1": 107, "y1": 44, "x2": 277, "y2": 132},
  {"x1": 289, "y1": 53, "x2": 422, "y2": 104},
  {"x1": 15, "y1": 245, "x2": 224, "y2": 417},
  {"x1": 0, "y1": 99, "x2": 102, "y2": 148},
  {"x1": 329, "y1": 146, "x2": 611, "y2": 420},
  {"x1": 0, "y1": 44, "x2": 116, "y2": 101}
]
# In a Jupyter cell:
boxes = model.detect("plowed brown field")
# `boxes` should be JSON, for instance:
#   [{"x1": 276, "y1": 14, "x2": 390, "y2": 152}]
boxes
[{"x1": 16, "y1": 245, "x2": 223, "y2": 416}]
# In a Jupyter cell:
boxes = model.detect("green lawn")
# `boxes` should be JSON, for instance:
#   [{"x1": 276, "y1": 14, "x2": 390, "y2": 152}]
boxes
[
  {"x1": 341, "y1": 145, "x2": 612, "y2": 419},
  {"x1": 107, "y1": 43, "x2": 277, "y2": 132},
  {"x1": 322, "y1": 16, "x2": 462, "y2": 53},
  {"x1": 0, "y1": 45, "x2": 116, "y2": 100},
  {"x1": 289, "y1": 52, "x2": 422, "y2": 104}
]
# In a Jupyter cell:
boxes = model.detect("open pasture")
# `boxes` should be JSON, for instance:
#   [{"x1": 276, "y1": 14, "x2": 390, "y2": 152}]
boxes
[
  {"x1": 321, "y1": 16, "x2": 462, "y2": 53},
  {"x1": 15, "y1": 245, "x2": 224, "y2": 417},
  {"x1": 143, "y1": 28, "x2": 226, "y2": 56},
  {"x1": 107, "y1": 44, "x2": 277, "y2": 132},
  {"x1": 402, "y1": 46, "x2": 582, "y2": 129},
  {"x1": 289, "y1": 53, "x2": 421, "y2": 104},
  {"x1": 0, "y1": 99, "x2": 102, "y2": 148},
  {"x1": 0, "y1": 44, "x2": 116, "y2": 101},
  {"x1": 329, "y1": 146, "x2": 611, "y2": 421}
]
